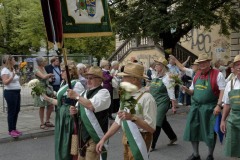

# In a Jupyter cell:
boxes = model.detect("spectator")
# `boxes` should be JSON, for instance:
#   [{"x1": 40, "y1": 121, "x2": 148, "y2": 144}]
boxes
[
  {"x1": 100, "y1": 59, "x2": 113, "y2": 119},
  {"x1": 182, "y1": 53, "x2": 225, "y2": 160},
  {"x1": 149, "y1": 57, "x2": 177, "y2": 151},
  {"x1": 147, "y1": 61, "x2": 156, "y2": 81},
  {"x1": 1, "y1": 55, "x2": 22, "y2": 138},
  {"x1": 221, "y1": 54, "x2": 240, "y2": 158},
  {"x1": 77, "y1": 63, "x2": 87, "y2": 89},
  {"x1": 43, "y1": 60, "x2": 85, "y2": 160},
  {"x1": 96, "y1": 62, "x2": 157, "y2": 159},
  {"x1": 110, "y1": 61, "x2": 120, "y2": 114},
  {"x1": 45, "y1": 56, "x2": 62, "y2": 92},
  {"x1": 68, "y1": 66, "x2": 111, "y2": 160},
  {"x1": 34, "y1": 57, "x2": 55, "y2": 129}
]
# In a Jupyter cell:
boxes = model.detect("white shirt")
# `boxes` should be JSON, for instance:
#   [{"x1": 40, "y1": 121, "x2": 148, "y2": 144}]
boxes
[
  {"x1": 74, "y1": 82, "x2": 85, "y2": 95},
  {"x1": 185, "y1": 68, "x2": 194, "y2": 78},
  {"x1": 222, "y1": 77, "x2": 240, "y2": 105},
  {"x1": 1, "y1": 67, "x2": 21, "y2": 90},
  {"x1": 115, "y1": 87, "x2": 157, "y2": 132},
  {"x1": 190, "y1": 71, "x2": 226, "y2": 90},
  {"x1": 87, "y1": 88, "x2": 111, "y2": 113},
  {"x1": 161, "y1": 73, "x2": 176, "y2": 100}
]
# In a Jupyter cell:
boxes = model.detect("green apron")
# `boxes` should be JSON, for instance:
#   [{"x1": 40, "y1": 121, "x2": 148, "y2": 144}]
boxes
[
  {"x1": 55, "y1": 81, "x2": 77, "y2": 160},
  {"x1": 183, "y1": 73, "x2": 217, "y2": 148},
  {"x1": 224, "y1": 87, "x2": 240, "y2": 157},
  {"x1": 150, "y1": 78, "x2": 170, "y2": 127}
]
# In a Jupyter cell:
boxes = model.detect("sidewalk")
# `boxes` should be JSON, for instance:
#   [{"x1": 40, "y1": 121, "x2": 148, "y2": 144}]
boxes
[
  {"x1": 0, "y1": 105, "x2": 189, "y2": 144},
  {"x1": 0, "y1": 106, "x2": 55, "y2": 143}
]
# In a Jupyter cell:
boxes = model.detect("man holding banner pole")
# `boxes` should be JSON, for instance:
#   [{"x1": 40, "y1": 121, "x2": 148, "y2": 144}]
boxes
[
  {"x1": 68, "y1": 66, "x2": 111, "y2": 160},
  {"x1": 96, "y1": 63, "x2": 157, "y2": 160}
]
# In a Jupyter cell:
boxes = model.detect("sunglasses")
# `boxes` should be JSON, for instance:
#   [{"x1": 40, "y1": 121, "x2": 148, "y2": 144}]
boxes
[{"x1": 86, "y1": 76, "x2": 99, "y2": 80}]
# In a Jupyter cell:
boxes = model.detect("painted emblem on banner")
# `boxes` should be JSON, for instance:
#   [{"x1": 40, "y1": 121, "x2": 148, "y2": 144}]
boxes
[{"x1": 67, "y1": 0, "x2": 104, "y2": 24}]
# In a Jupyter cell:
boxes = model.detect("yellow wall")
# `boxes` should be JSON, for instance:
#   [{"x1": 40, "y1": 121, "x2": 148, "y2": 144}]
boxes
[{"x1": 180, "y1": 26, "x2": 231, "y2": 64}]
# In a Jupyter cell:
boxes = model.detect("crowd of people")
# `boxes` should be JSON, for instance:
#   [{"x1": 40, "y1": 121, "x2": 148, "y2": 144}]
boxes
[{"x1": 1, "y1": 53, "x2": 240, "y2": 160}]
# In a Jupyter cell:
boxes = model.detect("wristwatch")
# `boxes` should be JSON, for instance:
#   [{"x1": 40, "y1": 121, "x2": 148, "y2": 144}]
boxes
[
  {"x1": 75, "y1": 96, "x2": 80, "y2": 101},
  {"x1": 131, "y1": 116, "x2": 137, "y2": 122}
]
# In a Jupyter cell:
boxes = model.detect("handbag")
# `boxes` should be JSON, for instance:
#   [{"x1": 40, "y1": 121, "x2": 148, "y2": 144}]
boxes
[{"x1": 70, "y1": 134, "x2": 79, "y2": 156}]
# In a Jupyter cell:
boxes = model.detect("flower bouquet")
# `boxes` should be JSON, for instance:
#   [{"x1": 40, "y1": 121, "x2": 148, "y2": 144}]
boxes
[
  {"x1": 168, "y1": 74, "x2": 183, "y2": 89},
  {"x1": 28, "y1": 79, "x2": 46, "y2": 97},
  {"x1": 19, "y1": 62, "x2": 27, "y2": 85},
  {"x1": 119, "y1": 82, "x2": 138, "y2": 114}
]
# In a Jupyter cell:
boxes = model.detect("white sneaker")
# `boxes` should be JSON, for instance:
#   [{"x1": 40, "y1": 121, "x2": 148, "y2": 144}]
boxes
[{"x1": 178, "y1": 103, "x2": 183, "y2": 106}]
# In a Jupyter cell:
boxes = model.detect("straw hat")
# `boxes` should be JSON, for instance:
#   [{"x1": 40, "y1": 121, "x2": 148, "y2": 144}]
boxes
[
  {"x1": 233, "y1": 55, "x2": 240, "y2": 64},
  {"x1": 197, "y1": 53, "x2": 212, "y2": 62},
  {"x1": 154, "y1": 57, "x2": 168, "y2": 67},
  {"x1": 192, "y1": 60, "x2": 199, "y2": 65},
  {"x1": 117, "y1": 63, "x2": 148, "y2": 79},
  {"x1": 84, "y1": 66, "x2": 104, "y2": 79}
]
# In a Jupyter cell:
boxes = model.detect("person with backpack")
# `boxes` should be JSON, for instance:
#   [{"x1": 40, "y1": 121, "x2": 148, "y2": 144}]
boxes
[{"x1": 182, "y1": 53, "x2": 226, "y2": 160}]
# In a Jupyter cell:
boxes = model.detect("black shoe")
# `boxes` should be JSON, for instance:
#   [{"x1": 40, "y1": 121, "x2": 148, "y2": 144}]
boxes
[
  {"x1": 186, "y1": 154, "x2": 201, "y2": 160},
  {"x1": 168, "y1": 137, "x2": 177, "y2": 146},
  {"x1": 206, "y1": 155, "x2": 214, "y2": 160}
]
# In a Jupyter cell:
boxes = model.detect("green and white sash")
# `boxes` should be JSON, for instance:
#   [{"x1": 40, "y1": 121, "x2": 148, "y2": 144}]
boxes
[
  {"x1": 122, "y1": 120, "x2": 149, "y2": 160},
  {"x1": 79, "y1": 92, "x2": 107, "y2": 160},
  {"x1": 57, "y1": 80, "x2": 77, "y2": 105}
]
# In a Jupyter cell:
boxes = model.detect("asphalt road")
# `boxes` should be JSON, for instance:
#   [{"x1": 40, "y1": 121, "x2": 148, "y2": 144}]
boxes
[{"x1": 0, "y1": 112, "x2": 232, "y2": 160}]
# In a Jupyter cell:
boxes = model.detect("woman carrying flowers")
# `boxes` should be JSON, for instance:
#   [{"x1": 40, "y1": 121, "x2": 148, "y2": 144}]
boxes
[
  {"x1": 149, "y1": 57, "x2": 178, "y2": 151},
  {"x1": 1, "y1": 55, "x2": 22, "y2": 138},
  {"x1": 34, "y1": 57, "x2": 55, "y2": 129},
  {"x1": 43, "y1": 60, "x2": 85, "y2": 160}
]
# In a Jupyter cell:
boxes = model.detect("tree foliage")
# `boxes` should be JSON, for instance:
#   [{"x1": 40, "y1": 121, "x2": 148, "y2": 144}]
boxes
[{"x1": 109, "y1": 0, "x2": 240, "y2": 49}]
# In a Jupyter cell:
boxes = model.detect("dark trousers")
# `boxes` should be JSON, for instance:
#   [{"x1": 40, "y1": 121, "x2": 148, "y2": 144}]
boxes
[
  {"x1": 151, "y1": 115, "x2": 177, "y2": 148},
  {"x1": 4, "y1": 89, "x2": 21, "y2": 132}
]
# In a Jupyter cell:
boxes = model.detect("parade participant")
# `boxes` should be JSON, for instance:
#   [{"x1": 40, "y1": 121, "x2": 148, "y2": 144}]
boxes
[
  {"x1": 45, "y1": 56, "x2": 62, "y2": 92},
  {"x1": 220, "y1": 54, "x2": 240, "y2": 158},
  {"x1": 68, "y1": 66, "x2": 111, "y2": 160},
  {"x1": 182, "y1": 53, "x2": 226, "y2": 160},
  {"x1": 43, "y1": 60, "x2": 85, "y2": 160},
  {"x1": 77, "y1": 63, "x2": 87, "y2": 89},
  {"x1": 96, "y1": 63, "x2": 157, "y2": 160},
  {"x1": 149, "y1": 57, "x2": 177, "y2": 151},
  {"x1": 34, "y1": 57, "x2": 55, "y2": 129},
  {"x1": 1, "y1": 55, "x2": 22, "y2": 138}
]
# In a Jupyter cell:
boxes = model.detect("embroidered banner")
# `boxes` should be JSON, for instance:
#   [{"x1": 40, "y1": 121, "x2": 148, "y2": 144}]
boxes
[{"x1": 61, "y1": 0, "x2": 112, "y2": 38}]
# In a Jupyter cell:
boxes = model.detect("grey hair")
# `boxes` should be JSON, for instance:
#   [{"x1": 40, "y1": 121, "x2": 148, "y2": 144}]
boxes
[
  {"x1": 77, "y1": 63, "x2": 86, "y2": 70},
  {"x1": 100, "y1": 60, "x2": 109, "y2": 68},
  {"x1": 111, "y1": 61, "x2": 119, "y2": 67},
  {"x1": 35, "y1": 57, "x2": 46, "y2": 66}
]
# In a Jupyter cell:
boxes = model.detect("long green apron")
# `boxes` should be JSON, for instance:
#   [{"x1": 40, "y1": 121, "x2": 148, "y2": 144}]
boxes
[
  {"x1": 150, "y1": 78, "x2": 170, "y2": 127},
  {"x1": 224, "y1": 86, "x2": 240, "y2": 157},
  {"x1": 183, "y1": 73, "x2": 217, "y2": 148},
  {"x1": 55, "y1": 81, "x2": 77, "y2": 160}
]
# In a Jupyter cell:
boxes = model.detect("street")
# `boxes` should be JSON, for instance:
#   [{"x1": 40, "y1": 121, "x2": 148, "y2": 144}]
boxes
[{"x1": 0, "y1": 112, "x2": 231, "y2": 160}]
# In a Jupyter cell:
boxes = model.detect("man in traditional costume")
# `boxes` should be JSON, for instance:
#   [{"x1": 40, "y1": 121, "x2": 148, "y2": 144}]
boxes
[
  {"x1": 68, "y1": 66, "x2": 111, "y2": 160},
  {"x1": 96, "y1": 63, "x2": 157, "y2": 160},
  {"x1": 182, "y1": 53, "x2": 226, "y2": 160},
  {"x1": 221, "y1": 54, "x2": 240, "y2": 158}
]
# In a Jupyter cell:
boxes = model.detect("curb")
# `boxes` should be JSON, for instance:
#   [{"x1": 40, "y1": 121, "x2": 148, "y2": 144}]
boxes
[{"x1": 0, "y1": 129, "x2": 54, "y2": 144}]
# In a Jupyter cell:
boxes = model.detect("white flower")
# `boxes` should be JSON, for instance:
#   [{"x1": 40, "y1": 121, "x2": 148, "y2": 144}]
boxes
[
  {"x1": 120, "y1": 82, "x2": 138, "y2": 92},
  {"x1": 28, "y1": 79, "x2": 40, "y2": 88}
]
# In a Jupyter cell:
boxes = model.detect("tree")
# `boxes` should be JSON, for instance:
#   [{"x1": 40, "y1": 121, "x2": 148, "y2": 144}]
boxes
[{"x1": 109, "y1": 0, "x2": 240, "y2": 51}]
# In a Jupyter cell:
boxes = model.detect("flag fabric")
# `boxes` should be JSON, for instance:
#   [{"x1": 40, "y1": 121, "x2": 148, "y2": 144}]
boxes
[
  {"x1": 214, "y1": 113, "x2": 224, "y2": 144},
  {"x1": 61, "y1": 0, "x2": 112, "y2": 38},
  {"x1": 40, "y1": 0, "x2": 63, "y2": 49}
]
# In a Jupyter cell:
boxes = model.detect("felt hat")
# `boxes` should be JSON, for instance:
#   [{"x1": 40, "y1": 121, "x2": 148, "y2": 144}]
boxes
[{"x1": 117, "y1": 63, "x2": 148, "y2": 79}]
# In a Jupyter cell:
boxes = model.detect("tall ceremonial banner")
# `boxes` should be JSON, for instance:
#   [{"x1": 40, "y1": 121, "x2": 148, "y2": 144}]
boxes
[
  {"x1": 40, "y1": 0, "x2": 63, "y2": 49},
  {"x1": 61, "y1": 0, "x2": 112, "y2": 38}
]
